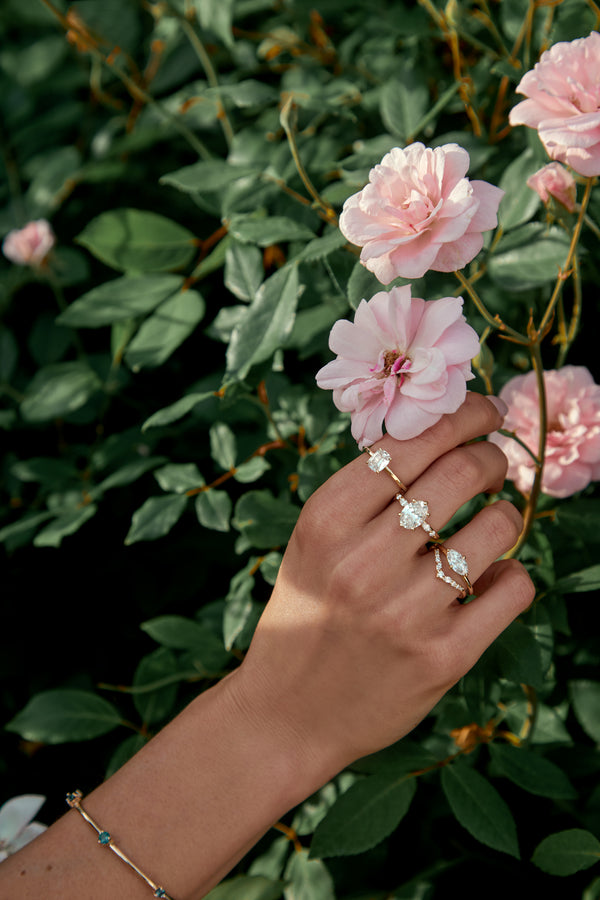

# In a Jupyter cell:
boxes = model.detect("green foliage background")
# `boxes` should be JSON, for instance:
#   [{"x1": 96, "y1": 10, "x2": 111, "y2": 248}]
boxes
[{"x1": 2, "y1": 0, "x2": 600, "y2": 896}]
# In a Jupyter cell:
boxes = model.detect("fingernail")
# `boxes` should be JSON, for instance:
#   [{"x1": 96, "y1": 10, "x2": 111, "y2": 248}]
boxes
[{"x1": 487, "y1": 395, "x2": 508, "y2": 418}]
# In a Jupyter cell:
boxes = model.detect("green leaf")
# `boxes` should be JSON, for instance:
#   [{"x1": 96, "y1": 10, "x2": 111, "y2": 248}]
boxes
[
  {"x1": 133, "y1": 648, "x2": 178, "y2": 725},
  {"x1": 532, "y1": 829, "x2": 600, "y2": 876},
  {"x1": 160, "y1": 160, "x2": 258, "y2": 195},
  {"x1": 380, "y1": 70, "x2": 429, "y2": 142},
  {"x1": 227, "y1": 215, "x2": 315, "y2": 247},
  {"x1": 21, "y1": 362, "x2": 102, "y2": 422},
  {"x1": 488, "y1": 743, "x2": 577, "y2": 799},
  {"x1": 0, "y1": 512, "x2": 54, "y2": 544},
  {"x1": 76, "y1": 209, "x2": 196, "y2": 272},
  {"x1": 497, "y1": 148, "x2": 542, "y2": 231},
  {"x1": 195, "y1": 490, "x2": 232, "y2": 532},
  {"x1": 124, "y1": 494, "x2": 188, "y2": 544},
  {"x1": 154, "y1": 463, "x2": 205, "y2": 493},
  {"x1": 310, "y1": 773, "x2": 417, "y2": 858},
  {"x1": 94, "y1": 457, "x2": 168, "y2": 493},
  {"x1": 226, "y1": 264, "x2": 301, "y2": 381},
  {"x1": 141, "y1": 615, "x2": 230, "y2": 671},
  {"x1": 124, "y1": 289, "x2": 205, "y2": 370},
  {"x1": 347, "y1": 260, "x2": 385, "y2": 310},
  {"x1": 294, "y1": 229, "x2": 347, "y2": 263},
  {"x1": 283, "y1": 849, "x2": 335, "y2": 900},
  {"x1": 142, "y1": 391, "x2": 215, "y2": 431},
  {"x1": 191, "y1": 0, "x2": 235, "y2": 47},
  {"x1": 570, "y1": 681, "x2": 600, "y2": 742},
  {"x1": 225, "y1": 240, "x2": 264, "y2": 301},
  {"x1": 204, "y1": 875, "x2": 284, "y2": 900},
  {"x1": 553, "y1": 565, "x2": 600, "y2": 594},
  {"x1": 232, "y1": 490, "x2": 299, "y2": 548},
  {"x1": 206, "y1": 80, "x2": 278, "y2": 108},
  {"x1": 210, "y1": 421, "x2": 237, "y2": 470},
  {"x1": 57, "y1": 275, "x2": 184, "y2": 327},
  {"x1": 489, "y1": 619, "x2": 546, "y2": 688},
  {"x1": 441, "y1": 761, "x2": 520, "y2": 858},
  {"x1": 234, "y1": 457, "x2": 271, "y2": 483},
  {"x1": 6, "y1": 690, "x2": 122, "y2": 744},
  {"x1": 33, "y1": 504, "x2": 97, "y2": 547},
  {"x1": 487, "y1": 223, "x2": 571, "y2": 291}
]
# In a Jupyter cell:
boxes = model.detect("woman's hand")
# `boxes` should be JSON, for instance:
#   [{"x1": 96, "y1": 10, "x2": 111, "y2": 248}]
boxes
[{"x1": 229, "y1": 392, "x2": 535, "y2": 781}]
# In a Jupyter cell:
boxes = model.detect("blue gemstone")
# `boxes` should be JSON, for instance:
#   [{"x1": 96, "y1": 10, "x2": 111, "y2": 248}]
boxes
[
  {"x1": 98, "y1": 831, "x2": 111, "y2": 845},
  {"x1": 154, "y1": 890, "x2": 166, "y2": 898}
]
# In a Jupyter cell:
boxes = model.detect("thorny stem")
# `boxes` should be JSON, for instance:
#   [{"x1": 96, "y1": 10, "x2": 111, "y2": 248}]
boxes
[
  {"x1": 505, "y1": 340, "x2": 547, "y2": 559},
  {"x1": 536, "y1": 176, "x2": 594, "y2": 340},
  {"x1": 557, "y1": 252, "x2": 582, "y2": 366},
  {"x1": 178, "y1": 17, "x2": 235, "y2": 150},
  {"x1": 280, "y1": 95, "x2": 338, "y2": 223},
  {"x1": 454, "y1": 269, "x2": 528, "y2": 344}
]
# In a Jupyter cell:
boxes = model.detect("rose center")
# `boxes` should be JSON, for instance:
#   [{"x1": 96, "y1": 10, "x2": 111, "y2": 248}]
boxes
[{"x1": 382, "y1": 349, "x2": 412, "y2": 384}]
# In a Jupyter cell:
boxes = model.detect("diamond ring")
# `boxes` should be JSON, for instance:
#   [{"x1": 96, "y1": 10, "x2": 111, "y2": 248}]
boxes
[
  {"x1": 433, "y1": 544, "x2": 473, "y2": 600},
  {"x1": 365, "y1": 447, "x2": 407, "y2": 493},
  {"x1": 396, "y1": 494, "x2": 439, "y2": 539}
]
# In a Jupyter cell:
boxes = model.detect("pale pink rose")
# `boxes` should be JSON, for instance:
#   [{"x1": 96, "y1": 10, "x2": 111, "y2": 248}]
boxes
[
  {"x1": 315, "y1": 285, "x2": 480, "y2": 448},
  {"x1": 509, "y1": 32, "x2": 600, "y2": 177},
  {"x1": 489, "y1": 367, "x2": 600, "y2": 498},
  {"x1": 2, "y1": 220, "x2": 55, "y2": 267},
  {"x1": 338, "y1": 143, "x2": 503, "y2": 282},
  {"x1": 526, "y1": 162, "x2": 577, "y2": 212}
]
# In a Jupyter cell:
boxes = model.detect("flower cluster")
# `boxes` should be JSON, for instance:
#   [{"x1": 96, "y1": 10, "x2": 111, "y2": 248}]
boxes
[{"x1": 317, "y1": 142, "x2": 499, "y2": 447}]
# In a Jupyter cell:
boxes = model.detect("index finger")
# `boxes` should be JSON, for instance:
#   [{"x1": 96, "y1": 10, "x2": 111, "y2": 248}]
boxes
[{"x1": 320, "y1": 392, "x2": 506, "y2": 526}]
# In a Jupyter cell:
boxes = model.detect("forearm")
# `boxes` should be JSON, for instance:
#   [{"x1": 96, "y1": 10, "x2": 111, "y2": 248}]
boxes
[{"x1": 0, "y1": 672, "x2": 330, "y2": 900}]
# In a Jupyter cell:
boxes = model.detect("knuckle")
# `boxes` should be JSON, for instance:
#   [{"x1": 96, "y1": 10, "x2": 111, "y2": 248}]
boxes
[
  {"x1": 504, "y1": 558, "x2": 536, "y2": 608},
  {"x1": 483, "y1": 499, "x2": 523, "y2": 546},
  {"x1": 443, "y1": 446, "x2": 486, "y2": 492}
]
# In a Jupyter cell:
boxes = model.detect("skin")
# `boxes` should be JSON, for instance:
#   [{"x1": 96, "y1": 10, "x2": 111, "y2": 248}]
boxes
[{"x1": 0, "y1": 392, "x2": 535, "y2": 899}]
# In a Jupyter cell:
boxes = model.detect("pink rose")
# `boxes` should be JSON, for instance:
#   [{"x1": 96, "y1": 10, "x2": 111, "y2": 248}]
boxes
[
  {"x1": 315, "y1": 285, "x2": 480, "y2": 448},
  {"x1": 2, "y1": 220, "x2": 55, "y2": 267},
  {"x1": 489, "y1": 366, "x2": 600, "y2": 498},
  {"x1": 509, "y1": 32, "x2": 600, "y2": 177},
  {"x1": 338, "y1": 142, "x2": 503, "y2": 282},
  {"x1": 526, "y1": 162, "x2": 577, "y2": 212}
]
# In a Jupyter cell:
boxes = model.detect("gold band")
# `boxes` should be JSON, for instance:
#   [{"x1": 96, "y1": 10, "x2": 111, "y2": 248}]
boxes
[
  {"x1": 364, "y1": 447, "x2": 407, "y2": 493},
  {"x1": 66, "y1": 791, "x2": 174, "y2": 899}
]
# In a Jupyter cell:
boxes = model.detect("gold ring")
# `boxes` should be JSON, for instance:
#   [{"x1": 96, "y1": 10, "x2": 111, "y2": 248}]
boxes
[
  {"x1": 433, "y1": 544, "x2": 473, "y2": 601},
  {"x1": 364, "y1": 447, "x2": 407, "y2": 493}
]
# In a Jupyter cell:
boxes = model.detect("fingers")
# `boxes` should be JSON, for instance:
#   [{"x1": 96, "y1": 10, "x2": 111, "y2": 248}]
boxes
[
  {"x1": 450, "y1": 557, "x2": 536, "y2": 667},
  {"x1": 375, "y1": 440, "x2": 509, "y2": 546},
  {"x1": 318, "y1": 392, "x2": 506, "y2": 528}
]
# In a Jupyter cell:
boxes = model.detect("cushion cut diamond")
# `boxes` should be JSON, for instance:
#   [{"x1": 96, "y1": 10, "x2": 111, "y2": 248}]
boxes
[{"x1": 367, "y1": 448, "x2": 391, "y2": 473}]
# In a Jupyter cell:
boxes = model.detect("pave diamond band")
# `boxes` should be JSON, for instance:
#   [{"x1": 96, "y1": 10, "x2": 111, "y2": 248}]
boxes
[
  {"x1": 365, "y1": 447, "x2": 407, "y2": 493},
  {"x1": 433, "y1": 545, "x2": 473, "y2": 600}
]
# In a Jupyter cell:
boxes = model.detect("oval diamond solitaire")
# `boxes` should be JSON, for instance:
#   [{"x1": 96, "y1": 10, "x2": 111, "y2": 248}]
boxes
[{"x1": 397, "y1": 495, "x2": 439, "y2": 538}]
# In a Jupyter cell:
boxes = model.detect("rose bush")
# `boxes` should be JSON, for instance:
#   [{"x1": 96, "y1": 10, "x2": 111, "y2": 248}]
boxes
[{"x1": 2, "y1": 2, "x2": 600, "y2": 896}]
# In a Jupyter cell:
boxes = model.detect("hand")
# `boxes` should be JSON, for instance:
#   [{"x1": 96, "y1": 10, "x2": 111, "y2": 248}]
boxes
[{"x1": 228, "y1": 392, "x2": 536, "y2": 782}]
